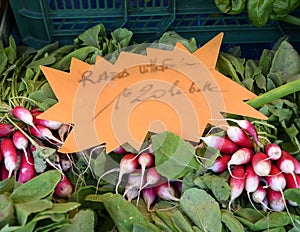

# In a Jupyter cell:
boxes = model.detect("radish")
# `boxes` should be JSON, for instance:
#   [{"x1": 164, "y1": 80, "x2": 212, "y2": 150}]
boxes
[
  {"x1": 268, "y1": 188, "x2": 285, "y2": 211},
  {"x1": 0, "y1": 161, "x2": 9, "y2": 180},
  {"x1": 265, "y1": 165, "x2": 286, "y2": 191},
  {"x1": 251, "y1": 152, "x2": 271, "y2": 176},
  {"x1": 0, "y1": 138, "x2": 18, "y2": 177},
  {"x1": 12, "y1": 130, "x2": 31, "y2": 164},
  {"x1": 154, "y1": 182, "x2": 179, "y2": 201},
  {"x1": 210, "y1": 154, "x2": 231, "y2": 173},
  {"x1": 227, "y1": 148, "x2": 253, "y2": 178},
  {"x1": 125, "y1": 186, "x2": 139, "y2": 202},
  {"x1": 123, "y1": 171, "x2": 144, "y2": 197},
  {"x1": 18, "y1": 149, "x2": 35, "y2": 183},
  {"x1": 143, "y1": 167, "x2": 163, "y2": 189},
  {"x1": 29, "y1": 125, "x2": 63, "y2": 145},
  {"x1": 0, "y1": 123, "x2": 14, "y2": 137},
  {"x1": 284, "y1": 173, "x2": 299, "y2": 189},
  {"x1": 225, "y1": 118, "x2": 259, "y2": 144},
  {"x1": 265, "y1": 143, "x2": 281, "y2": 160},
  {"x1": 281, "y1": 150, "x2": 300, "y2": 174},
  {"x1": 33, "y1": 112, "x2": 62, "y2": 130},
  {"x1": 229, "y1": 165, "x2": 245, "y2": 210},
  {"x1": 226, "y1": 126, "x2": 253, "y2": 149},
  {"x1": 245, "y1": 164, "x2": 259, "y2": 193},
  {"x1": 252, "y1": 185, "x2": 267, "y2": 204},
  {"x1": 115, "y1": 153, "x2": 139, "y2": 194},
  {"x1": 201, "y1": 135, "x2": 239, "y2": 154},
  {"x1": 142, "y1": 187, "x2": 156, "y2": 211},
  {"x1": 11, "y1": 106, "x2": 38, "y2": 131},
  {"x1": 55, "y1": 175, "x2": 73, "y2": 198},
  {"x1": 60, "y1": 158, "x2": 71, "y2": 171},
  {"x1": 276, "y1": 151, "x2": 295, "y2": 174},
  {"x1": 113, "y1": 146, "x2": 127, "y2": 154}
]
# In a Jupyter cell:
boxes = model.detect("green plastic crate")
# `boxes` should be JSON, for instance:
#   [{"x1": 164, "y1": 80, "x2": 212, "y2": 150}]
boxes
[{"x1": 9, "y1": 0, "x2": 300, "y2": 48}]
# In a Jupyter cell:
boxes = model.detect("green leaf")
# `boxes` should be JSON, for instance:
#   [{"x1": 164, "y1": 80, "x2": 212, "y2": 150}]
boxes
[
  {"x1": 284, "y1": 188, "x2": 300, "y2": 205},
  {"x1": 0, "y1": 50, "x2": 8, "y2": 75},
  {"x1": 38, "y1": 202, "x2": 80, "y2": 215},
  {"x1": 0, "y1": 193, "x2": 15, "y2": 228},
  {"x1": 11, "y1": 170, "x2": 61, "y2": 203},
  {"x1": 202, "y1": 174, "x2": 231, "y2": 203},
  {"x1": 76, "y1": 24, "x2": 106, "y2": 48},
  {"x1": 152, "y1": 132, "x2": 199, "y2": 179},
  {"x1": 255, "y1": 74, "x2": 267, "y2": 91},
  {"x1": 0, "y1": 177, "x2": 15, "y2": 194},
  {"x1": 217, "y1": 54, "x2": 241, "y2": 84},
  {"x1": 154, "y1": 211, "x2": 178, "y2": 232},
  {"x1": 27, "y1": 55, "x2": 56, "y2": 72},
  {"x1": 258, "y1": 49, "x2": 274, "y2": 76},
  {"x1": 221, "y1": 52, "x2": 245, "y2": 80},
  {"x1": 33, "y1": 41, "x2": 59, "y2": 61},
  {"x1": 171, "y1": 210, "x2": 194, "y2": 232},
  {"x1": 55, "y1": 209, "x2": 94, "y2": 232},
  {"x1": 35, "y1": 98, "x2": 58, "y2": 111},
  {"x1": 245, "y1": 59, "x2": 261, "y2": 80},
  {"x1": 111, "y1": 28, "x2": 133, "y2": 48},
  {"x1": 269, "y1": 41, "x2": 300, "y2": 84},
  {"x1": 180, "y1": 188, "x2": 222, "y2": 232},
  {"x1": 91, "y1": 193, "x2": 155, "y2": 232},
  {"x1": 14, "y1": 199, "x2": 53, "y2": 225},
  {"x1": 151, "y1": 213, "x2": 173, "y2": 232},
  {"x1": 4, "y1": 35, "x2": 17, "y2": 64},
  {"x1": 221, "y1": 209, "x2": 244, "y2": 232}
]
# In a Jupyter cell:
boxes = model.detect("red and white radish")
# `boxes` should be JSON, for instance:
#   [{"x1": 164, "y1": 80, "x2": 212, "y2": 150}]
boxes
[
  {"x1": 210, "y1": 154, "x2": 231, "y2": 173},
  {"x1": 0, "y1": 161, "x2": 9, "y2": 180},
  {"x1": 154, "y1": 182, "x2": 179, "y2": 201},
  {"x1": 265, "y1": 143, "x2": 282, "y2": 160},
  {"x1": 12, "y1": 130, "x2": 32, "y2": 164},
  {"x1": 143, "y1": 167, "x2": 163, "y2": 189},
  {"x1": 0, "y1": 138, "x2": 18, "y2": 177},
  {"x1": 125, "y1": 186, "x2": 139, "y2": 202},
  {"x1": 29, "y1": 125, "x2": 63, "y2": 145},
  {"x1": 0, "y1": 123, "x2": 14, "y2": 137},
  {"x1": 283, "y1": 173, "x2": 300, "y2": 206},
  {"x1": 245, "y1": 164, "x2": 259, "y2": 193},
  {"x1": 226, "y1": 126, "x2": 253, "y2": 149},
  {"x1": 265, "y1": 165, "x2": 286, "y2": 191},
  {"x1": 268, "y1": 188, "x2": 285, "y2": 211},
  {"x1": 55, "y1": 175, "x2": 73, "y2": 198},
  {"x1": 228, "y1": 148, "x2": 253, "y2": 178},
  {"x1": 11, "y1": 106, "x2": 38, "y2": 131},
  {"x1": 229, "y1": 165, "x2": 245, "y2": 210},
  {"x1": 251, "y1": 152, "x2": 271, "y2": 177},
  {"x1": 225, "y1": 118, "x2": 259, "y2": 144},
  {"x1": 33, "y1": 113, "x2": 62, "y2": 130},
  {"x1": 201, "y1": 135, "x2": 239, "y2": 154},
  {"x1": 281, "y1": 150, "x2": 300, "y2": 174},
  {"x1": 115, "y1": 153, "x2": 139, "y2": 194},
  {"x1": 142, "y1": 187, "x2": 156, "y2": 211},
  {"x1": 18, "y1": 149, "x2": 35, "y2": 183}
]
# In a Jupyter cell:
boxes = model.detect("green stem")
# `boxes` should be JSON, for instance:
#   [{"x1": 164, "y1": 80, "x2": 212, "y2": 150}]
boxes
[
  {"x1": 246, "y1": 78, "x2": 300, "y2": 108},
  {"x1": 280, "y1": 14, "x2": 300, "y2": 26}
]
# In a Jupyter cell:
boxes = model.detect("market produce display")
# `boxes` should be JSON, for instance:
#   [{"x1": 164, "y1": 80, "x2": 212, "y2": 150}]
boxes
[{"x1": 0, "y1": 7, "x2": 300, "y2": 232}]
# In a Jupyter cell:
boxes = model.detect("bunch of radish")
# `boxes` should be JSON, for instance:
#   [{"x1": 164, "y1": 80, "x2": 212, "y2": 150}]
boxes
[
  {"x1": 202, "y1": 118, "x2": 300, "y2": 212},
  {"x1": 0, "y1": 105, "x2": 73, "y2": 198},
  {"x1": 104, "y1": 150, "x2": 181, "y2": 211}
]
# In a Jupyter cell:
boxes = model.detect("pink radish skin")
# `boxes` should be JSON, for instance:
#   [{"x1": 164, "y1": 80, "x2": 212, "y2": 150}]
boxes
[
  {"x1": 252, "y1": 185, "x2": 267, "y2": 204},
  {"x1": 0, "y1": 162, "x2": 9, "y2": 180},
  {"x1": 251, "y1": 152, "x2": 271, "y2": 177},
  {"x1": 265, "y1": 143, "x2": 282, "y2": 160},
  {"x1": 125, "y1": 186, "x2": 138, "y2": 202},
  {"x1": 229, "y1": 165, "x2": 245, "y2": 210},
  {"x1": 201, "y1": 135, "x2": 239, "y2": 154},
  {"x1": 284, "y1": 173, "x2": 300, "y2": 189},
  {"x1": 225, "y1": 119, "x2": 259, "y2": 144},
  {"x1": 276, "y1": 151, "x2": 295, "y2": 174},
  {"x1": 154, "y1": 182, "x2": 179, "y2": 201},
  {"x1": 281, "y1": 150, "x2": 300, "y2": 174},
  {"x1": 113, "y1": 146, "x2": 127, "y2": 154},
  {"x1": 18, "y1": 149, "x2": 35, "y2": 183},
  {"x1": 210, "y1": 154, "x2": 231, "y2": 173},
  {"x1": 12, "y1": 131, "x2": 32, "y2": 165},
  {"x1": 268, "y1": 188, "x2": 285, "y2": 211},
  {"x1": 60, "y1": 158, "x2": 71, "y2": 171},
  {"x1": 0, "y1": 123, "x2": 14, "y2": 137},
  {"x1": 55, "y1": 175, "x2": 73, "y2": 198},
  {"x1": 226, "y1": 126, "x2": 254, "y2": 149},
  {"x1": 29, "y1": 125, "x2": 63, "y2": 144},
  {"x1": 142, "y1": 188, "x2": 156, "y2": 211},
  {"x1": 115, "y1": 153, "x2": 139, "y2": 194},
  {"x1": 245, "y1": 164, "x2": 259, "y2": 193},
  {"x1": 265, "y1": 165, "x2": 286, "y2": 191},
  {"x1": 0, "y1": 138, "x2": 18, "y2": 177}
]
